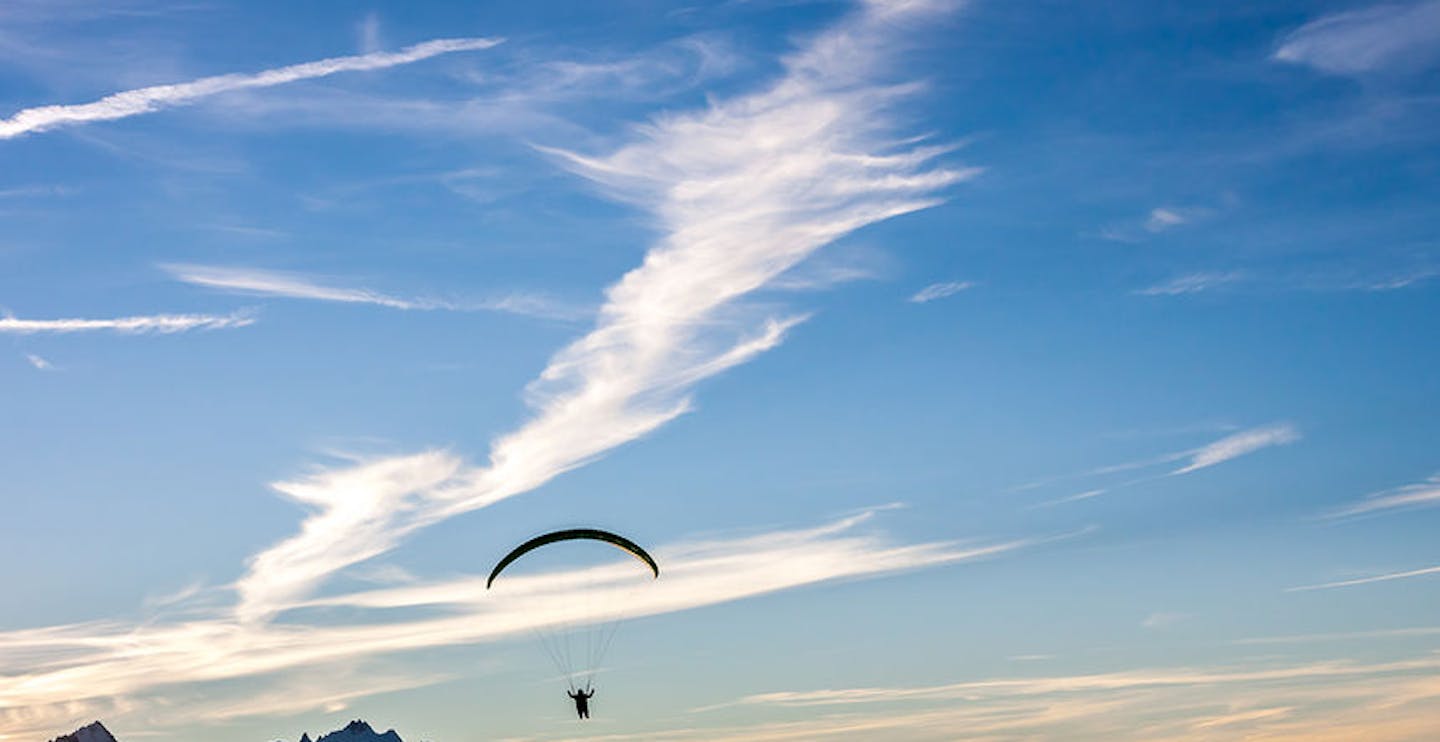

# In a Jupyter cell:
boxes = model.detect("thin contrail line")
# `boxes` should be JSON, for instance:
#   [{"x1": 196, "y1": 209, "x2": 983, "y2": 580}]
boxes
[{"x1": 0, "y1": 37, "x2": 502, "y2": 139}]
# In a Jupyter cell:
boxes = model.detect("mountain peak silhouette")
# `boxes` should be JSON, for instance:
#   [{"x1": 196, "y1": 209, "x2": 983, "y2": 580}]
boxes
[
  {"x1": 50, "y1": 721, "x2": 118, "y2": 742},
  {"x1": 309, "y1": 719, "x2": 403, "y2": 742}
]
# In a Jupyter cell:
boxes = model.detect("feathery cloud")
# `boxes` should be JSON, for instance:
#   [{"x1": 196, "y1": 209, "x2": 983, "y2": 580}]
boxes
[
  {"x1": 1099, "y1": 204, "x2": 1210, "y2": 242},
  {"x1": 1275, "y1": 1, "x2": 1440, "y2": 76},
  {"x1": 1030, "y1": 488, "x2": 1107, "y2": 509},
  {"x1": 163, "y1": 264, "x2": 581, "y2": 320},
  {"x1": 1171, "y1": 423, "x2": 1299, "y2": 474},
  {"x1": 1233, "y1": 626, "x2": 1440, "y2": 645},
  {"x1": 0, "y1": 311, "x2": 254, "y2": 335},
  {"x1": 1360, "y1": 267, "x2": 1439, "y2": 291},
  {"x1": 909, "y1": 280, "x2": 975, "y2": 303},
  {"x1": 23, "y1": 353, "x2": 53, "y2": 370},
  {"x1": 715, "y1": 656, "x2": 1440, "y2": 709},
  {"x1": 1137, "y1": 271, "x2": 1245, "y2": 296},
  {"x1": 1016, "y1": 423, "x2": 1301, "y2": 500},
  {"x1": 1287, "y1": 564, "x2": 1440, "y2": 592},
  {"x1": 231, "y1": 0, "x2": 971, "y2": 624},
  {"x1": 357, "y1": 12, "x2": 384, "y2": 54},
  {"x1": 165, "y1": 263, "x2": 423, "y2": 308},
  {"x1": 1325, "y1": 472, "x2": 1440, "y2": 518},
  {"x1": 0, "y1": 184, "x2": 72, "y2": 199},
  {"x1": 167, "y1": 263, "x2": 544, "y2": 316},
  {"x1": 0, "y1": 37, "x2": 502, "y2": 139},
  {"x1": 677, "y1": 654, "x2": 1440, "y2": 742},
  {"x1": 1145, "y1": 207, "x2": 1187, "y2": 232}
]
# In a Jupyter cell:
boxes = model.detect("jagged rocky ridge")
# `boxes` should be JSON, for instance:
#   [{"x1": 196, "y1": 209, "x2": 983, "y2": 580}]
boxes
[
  {"x1": 49, "y1": 721, "x2": 118, "y2": 742},
  {"x1": 296, "y1": 720, "x2": 404, "y2": 742}
]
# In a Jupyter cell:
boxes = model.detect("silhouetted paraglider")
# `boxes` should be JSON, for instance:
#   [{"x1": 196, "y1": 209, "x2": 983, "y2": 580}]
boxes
[{"x1": 488, "y1": 528, "x2": 659, "y2": 719}]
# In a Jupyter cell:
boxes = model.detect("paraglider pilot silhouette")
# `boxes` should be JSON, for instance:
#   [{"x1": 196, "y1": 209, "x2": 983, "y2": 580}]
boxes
[
  {"x1": 487, "y1": 528, "x2": 659, "y2": 720},
  {"x1": 567, "y1": 685, "x2": 596, "y2": 719}
]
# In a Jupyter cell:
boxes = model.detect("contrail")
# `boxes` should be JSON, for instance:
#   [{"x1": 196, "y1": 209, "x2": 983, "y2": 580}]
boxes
[
  {"x1": 0, "y1": 37, "x2": 502, "y2": 139},
  {"x1": 0, "y1": 311, "x2": 253, "y2": 334}
]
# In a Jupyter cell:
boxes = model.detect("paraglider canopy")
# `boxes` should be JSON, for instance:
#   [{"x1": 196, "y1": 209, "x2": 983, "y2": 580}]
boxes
[{"x1": 487, "y1": 528, "x2": 659, "y2": 589}]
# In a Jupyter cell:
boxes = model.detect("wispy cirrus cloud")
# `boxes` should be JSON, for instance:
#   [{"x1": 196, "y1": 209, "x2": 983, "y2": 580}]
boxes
[
  {"x1": 162, "y1": 262, "x2": 578, "y2": 321},
  {"x1": 1099, "y1": 204, "x2": 1211, "y2": 242},
  {"x1": 0, "y1": 37, "x2": 502, "y2": 139},
  {"x1": 1359, "y1": 266, "x2": 1439, "y2": 291},
  {"x1": 0, "y1": 184, "x2": 73, "y2": 199},
  {"x1": 711, "y1": 656, "x2": 1440, "y2": 709},
  {"x1": 0, "y1": 310, "x2": 253, "y2": 335},
  {"x1": 1287, "y1": 564, "x2": 1440, "y2": 592},
  {"x1": 1137, "y1": 270, "x2": 1246, "y2": 296},
  {"x1": 182, "y1": 33, "x2": 747, "y2": 143},
  {"x1": 23, "y1": 353, "x2": 53, "y2": 370},
  {"x1": 161, "y1": 263, "x2": 580, "y2": 319},
  {"x1": 674, "y1": 654, "x2": 1440, "y2": 742},
  {"x1": 230, "y1": 0, "x2": 973, "y2": 624},
  {"x1": 1324, "y1": 472, "x2": 1440, "y2": 518},
  {"x1": 909, "y1": 280, "x2": 974, "y2": 303},
  {"x1": 1029, "y1": 488, "x2": 1107, "y2": 509},
  {"x1": 1145, "y1": 206, "x2": 1190, "y2": 232},
  {"x1": 1017, "y1": 423, "x2": 1301, "y2": 502},
  {"x1": 1275, "y1": 1, "x2": 1440, "y2": 76},
  {"x1": 1170, "y1": 422, "x2": 1300, "y2": 475},
  {"x1": 1233, "y1": 626, "x2": 1440, "y2": 645},
  {"x1": 164, "y1": 263, "x2": 424, "y2": 309},
  {"x1": 357, "y1": 12, "x2": 384, "y2": 54}
]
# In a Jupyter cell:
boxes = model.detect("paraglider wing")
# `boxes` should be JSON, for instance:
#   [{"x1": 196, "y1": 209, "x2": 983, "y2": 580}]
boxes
[{"x1": 487, "y1": 528, "x2": 659, "y2": 588}]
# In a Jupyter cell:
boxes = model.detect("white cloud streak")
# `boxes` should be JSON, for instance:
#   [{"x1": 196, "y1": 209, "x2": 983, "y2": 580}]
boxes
[
  {"x1": 1233, "y1": 626, "x2": 1440, "y2": 645},
  {"x1": 0, "y1": 38, "x2": 503, "y2": 139},
  {"x1": 1287, "y1": 564, "x2": 1440, "y2": 592},
  {"x1": 162, "y1": 263, "x2": 580, "y2": 319},
  {"x1": 714, "y1": 656, "x2": 1440, "y2": 709},
  {"x1": 23, "y1": 353, "x2": 53, "y2": 370},
  {"x1": 164, "y1": 263, "x2": 425, "y2": 309},
  {"x1": 908, "y1": 280, "x2": 974, "y2": 303},
  {"x1": 0, "y1": 184, "x2": 72, "y2": 199},
  {"x1": 1016, "y1": 423, "x2": 1301, "y2": 500},
  {"x1": 1275, "y1": 1, "x2": 1440, "y2": 76},
  {"x1": 1098, "y1": 204, "x2": 1209, "y2": 242},
  {"x1": 0, "y1": 311, "x2": 254, "y2": 335},
  {"x1": 230, "y1": 0, "x2": 972, "y2": 624},
  {"x1": 1325, "y1": 472, "x2": 1440, "y2": 518},
  {"x1": 1146, "y1": 207, "x2": 1186, "y2": 232},
  {"x1": 1170, "y1": 423, "x2": 1300, "y2": 474},
  {"x1": 1361, "y1": 267, "x2": 1439, "y2": 291},
  {"x1": 1136, "y1": 271, "x2": 1245, "y2": 296},
  {"x1": 1029, "y1": 488, "x2": 1107, "y2": 509},
  {"x1": 661, "y1": 655, "x2": 1440, "y2": 742}
]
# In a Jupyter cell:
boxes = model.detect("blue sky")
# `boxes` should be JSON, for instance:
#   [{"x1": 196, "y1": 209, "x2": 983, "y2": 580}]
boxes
[{"x1": 2, "y1": 0, "x2": 1439, "y2": 739}]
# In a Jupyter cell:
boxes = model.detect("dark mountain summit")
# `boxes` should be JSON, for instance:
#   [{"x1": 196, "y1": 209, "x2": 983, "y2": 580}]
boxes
[
  {"x1": 49, "y1": 721, "x2": 118, "y2": 742},
  {"x1": 305, "y1": 720, "x2": 403, "y2": 742}
]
